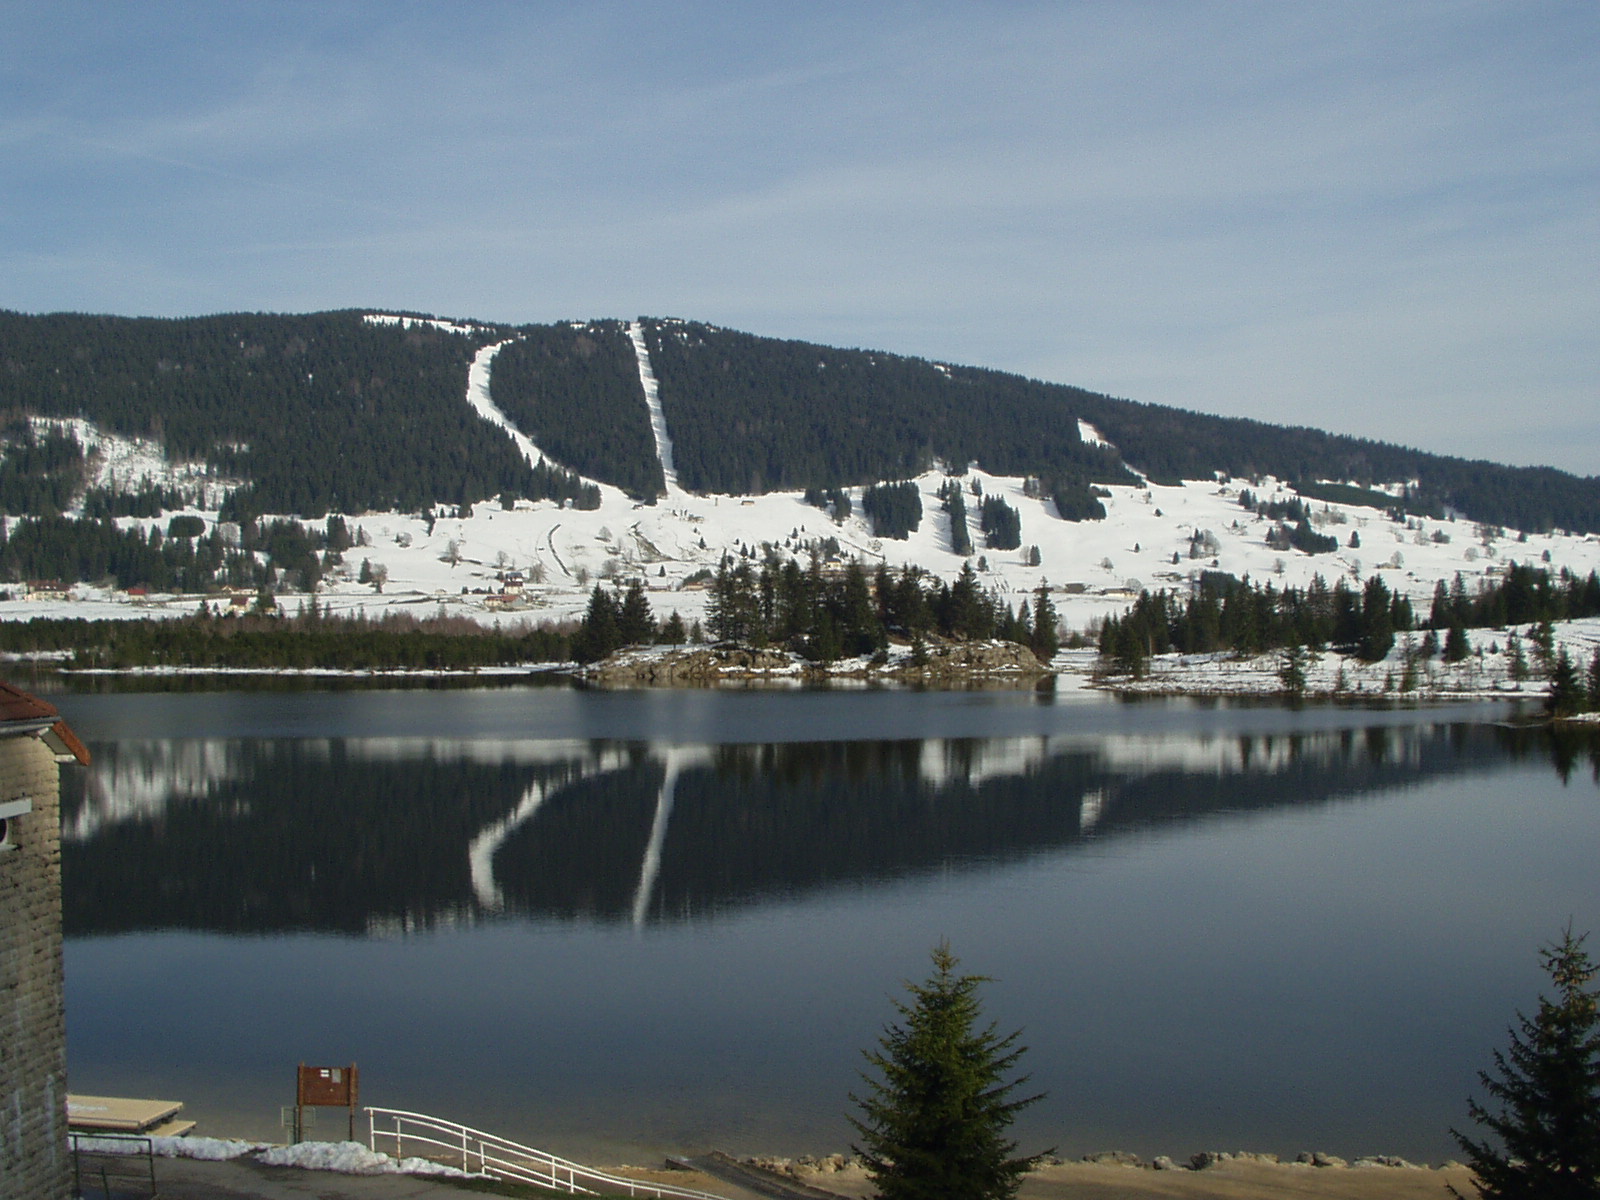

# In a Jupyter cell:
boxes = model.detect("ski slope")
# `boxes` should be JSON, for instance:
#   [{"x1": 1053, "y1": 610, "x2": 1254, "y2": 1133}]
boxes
[{"x1": 4, "y1": 312, "x2": 1600, "y2": 692}]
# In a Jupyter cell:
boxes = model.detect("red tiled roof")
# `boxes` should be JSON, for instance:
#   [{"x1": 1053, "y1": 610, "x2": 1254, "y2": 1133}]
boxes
[
  {"x1": 0, "y1": 680, "x2": 59, "y2": 724},
  {"x1": 0, "y1": 680, "x2": 90, "y2": 764},
  {"x1": 45, "y1": 721, "x2": 90, "y2": 766}
]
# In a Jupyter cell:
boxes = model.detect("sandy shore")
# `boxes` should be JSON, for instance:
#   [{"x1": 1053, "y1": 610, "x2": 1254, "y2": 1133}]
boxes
[
  {"x1": 110, "y1": 1142, "x2": 1484, "y2": 1200},
  {"x1": 756, "y1": 1157, "x2": 1476, "y2": 1200}
]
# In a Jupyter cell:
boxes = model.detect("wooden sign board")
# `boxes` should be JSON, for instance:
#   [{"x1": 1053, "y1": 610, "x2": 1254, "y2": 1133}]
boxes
[{"x1": 297, "y1": 1064, "x2": 358, "y2": 1108}]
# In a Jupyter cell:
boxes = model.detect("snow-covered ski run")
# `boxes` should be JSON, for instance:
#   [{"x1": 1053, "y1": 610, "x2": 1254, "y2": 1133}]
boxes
[{"x1": 628, "y1": 320, "x2": 681, "y2": 498}]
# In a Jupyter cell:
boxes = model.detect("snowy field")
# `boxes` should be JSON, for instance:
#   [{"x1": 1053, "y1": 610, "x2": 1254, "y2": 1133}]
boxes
[{"x1": 6, "y1": 315, "x2": 1600, "y2": 694}]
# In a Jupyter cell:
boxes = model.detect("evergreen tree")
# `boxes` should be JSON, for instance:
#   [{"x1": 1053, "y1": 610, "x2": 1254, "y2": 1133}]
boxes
[
  {"x1": 657, "y1": 610, "x2": 687, "y2": 646},
  {"x1": 573, "y1": 586, "x2": 621, "y2": 663},
  {"x1": 1279, "y1": 643, "x2": 1309, "y2": 698},
  {"x1": 862, "y1": 481, "x2": 923, "y2": 540},
  {"x1": 850, "y1": 943, "x2": 1048, "y2": 1200},
  {"x1": 617, "y1": 579, "x2": 656, "y2": 646},
  {"x1": 1548, "y1": 649, "x2": 1587, "y2": 719},
  {"x1": 946, "y1": 561, "x2": 992, "y2": 640},
  {"x1": 1532, "y1": 619, "x2": 1560, "y2": 675},
  {"x1": 1029, "y1": 582, "x2": 1060, "y2": 661},
  {"x1": 1450, "y1": 926, "x2": 1600, "y2": 1199},
  {"x1": 1359, "y1": 575, "x2": 1395, "y2": 662},
  {"x1": 979, "y1": 495, "x2": 1022, "y2": 551},
  {"x1": 1508, "y1": 631, "x2": 1530, "y2": 683}
]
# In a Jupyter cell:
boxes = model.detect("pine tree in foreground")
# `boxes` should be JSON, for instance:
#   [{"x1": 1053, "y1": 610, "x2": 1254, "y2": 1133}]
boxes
[
  {"x1": 850, "y1": 943, "x2": 1048, "y2": 1200},
  {"x1": 1450, "y1": 926, "x2": 1600, "y2": 1199}
]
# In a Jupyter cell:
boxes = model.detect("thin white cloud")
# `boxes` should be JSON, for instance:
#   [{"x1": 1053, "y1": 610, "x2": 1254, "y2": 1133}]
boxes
[{"x1": 2, "y1": 1, "x2": 1594, "y2": 472}]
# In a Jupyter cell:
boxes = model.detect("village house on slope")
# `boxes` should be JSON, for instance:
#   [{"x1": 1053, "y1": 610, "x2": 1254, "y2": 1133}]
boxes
[{"x1": 0, "y1": 681, "x2": 89, "y2": 1200}]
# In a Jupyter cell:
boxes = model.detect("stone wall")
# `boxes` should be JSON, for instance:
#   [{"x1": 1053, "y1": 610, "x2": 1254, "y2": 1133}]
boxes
[{"x1": 0, "y1": 733, "x2": 69, "y2": 1200}]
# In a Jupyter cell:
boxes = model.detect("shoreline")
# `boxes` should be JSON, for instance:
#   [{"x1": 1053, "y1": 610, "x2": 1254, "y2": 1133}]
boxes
[
  {"x1": 8, "y1": 620, "x2": 1588, "y2": 707},
  {"x1": 114, "y1": 1134, "x2": 1481, "y2": 1200},
  {"x1": 772, "y1": 1155, "x2": 1479, "y2": 1200}
]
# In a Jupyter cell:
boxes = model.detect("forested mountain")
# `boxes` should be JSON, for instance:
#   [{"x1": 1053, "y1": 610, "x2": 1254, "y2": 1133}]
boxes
[
  {"x1": 487, "y1": 321, "x2": 663, "y2": 500},
  {"x1": 0, "y1": 309, "x2": 537, "y2": 517},
  {"x1": 0, "y1": 308, "x2": 1596, "y2": 540},
  {"x1": 1064, "y1": 392, "x2": 1600, "y2": 534},
  {"x1": 635, "y1": 319, "x2": 1600, "y2": 534},
  {"x1": 638, "y1": 318, "x2": 1135, "y2": 499}
]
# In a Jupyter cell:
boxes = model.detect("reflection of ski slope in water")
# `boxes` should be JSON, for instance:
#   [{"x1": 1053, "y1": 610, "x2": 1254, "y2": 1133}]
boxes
[
  {"x1": 631, "y1": 747, "x2": 712, "y2": 927},
  {"x1": 71, "y1": 728, "x2": 1448, "y2": 930},
  {"x1": 1089, "y1": 728, "x2": 1426, "y2": 774},
  {"x1": 468, "y1": 779, "x2": 550, "y2": 912},
  {"x1": 67, "y1": 741, "x2": 249, "y2": 840},
  {"x1": 466, "y1": 745, "x2": 714, "y2": 924},
  {"x1": 68, "y1": 738, "x2": 624, "y2": 841},
  {"x1": 464, "y1": 744, "x2": 640, "y2": 911},
  {"x1": 917, "y1": 738, "x2": 1050, "y2": 788},
  {"x1": 1079, "y1": 788, "x2": 1105, "y2": 831}
]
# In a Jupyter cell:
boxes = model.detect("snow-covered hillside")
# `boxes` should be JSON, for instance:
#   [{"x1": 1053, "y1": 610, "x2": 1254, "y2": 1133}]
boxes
[
  {"x1": 24, "y1": 459, "x2": 1600, "y2": 636},
  {"x1": 5, "y1": 313, "x2": 1600, "y2": 687}
]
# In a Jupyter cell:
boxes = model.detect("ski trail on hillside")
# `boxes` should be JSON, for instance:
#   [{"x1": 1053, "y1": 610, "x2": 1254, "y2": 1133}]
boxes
[
  {"x1": 627, "y1": 321, "x2": 681, "y2": 497},
  {"x1": 1077, "y1": 419, "x2": 1110, "y2": 448},
  {"x1": 465, "y1": 339, "x2": 589, "y2": 482}
]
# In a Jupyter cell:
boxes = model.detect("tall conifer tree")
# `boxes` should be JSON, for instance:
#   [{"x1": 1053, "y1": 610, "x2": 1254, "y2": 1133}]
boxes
[
  {"x1": 1451, "y1": 927, "x2": 1600, "y2": 1199},
  {"x1": 851, "y1": 944, "x2": 1047, "y2": 1200}
]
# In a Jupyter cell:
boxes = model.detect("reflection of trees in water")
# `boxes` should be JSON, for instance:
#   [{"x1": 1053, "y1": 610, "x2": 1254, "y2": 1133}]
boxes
[
  {"x1": 62, "y1": 722, "x2": 1576, "y2": 937},
  {"x1": 62, "y1": 744, "x2": 584, "y2": 936},
  {"x1": 1495, "y1": 722, "x2": 1600, "y2": 785}
]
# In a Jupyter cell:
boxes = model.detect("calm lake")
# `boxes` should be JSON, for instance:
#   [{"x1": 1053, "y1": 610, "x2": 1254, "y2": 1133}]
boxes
[{"x1": 51, "y1": 682, "x2": 1600, "y2": 1165}]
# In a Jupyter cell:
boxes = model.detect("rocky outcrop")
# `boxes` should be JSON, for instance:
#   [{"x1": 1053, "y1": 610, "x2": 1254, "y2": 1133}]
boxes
[
  {"x1": 1190, "y1": 1150, "x2": 1282, "y2": 1169},
  {"x1": 585, "y1": 638, "x2": 1047, "y2": 687},
  {"x1": 1296, "y1": 1150, "x2": 1349, "y2": 1168},
  {"x1": 1080, "y1": 1150, "x2": 1143, "y2": 1167},
  {"x1": 587, "y1": 644, "x2": 796, "y2": 685},
  {"x1": 885, "y1": 639, "x2": 1045, "y2": 682}
]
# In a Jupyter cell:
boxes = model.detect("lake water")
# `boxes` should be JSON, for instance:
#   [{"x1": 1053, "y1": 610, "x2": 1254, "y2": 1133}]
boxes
[{"x1": 52, "y1": 683, "x2": 1600, "y2": 1165}]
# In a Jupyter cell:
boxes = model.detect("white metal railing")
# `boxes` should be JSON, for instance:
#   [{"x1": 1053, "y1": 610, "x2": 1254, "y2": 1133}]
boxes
[{"x1": 365, "y1": 1107, "x2": 727, "y2": 1199}]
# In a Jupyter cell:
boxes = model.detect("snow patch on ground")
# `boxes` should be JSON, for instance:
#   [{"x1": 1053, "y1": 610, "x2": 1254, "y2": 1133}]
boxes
[
  {"x1": 73, "y1": 1135, "x2": 266, "y2": 1160},
  {"x1": 256, "y1": 1139, "x2": 474, "y2": 1176},
  {"x1": 8, "y1": 464, "x2": 1600, "y2": 672},
  {"x1": 77, "y1": 1134, "x2": 476, "y2": 1177},
  {"x1": 29, "y1": 416, "x2": 239, "y2": 511},
  {"x1": 362, "y1": 313, "x2": 483, "y2": 336}
]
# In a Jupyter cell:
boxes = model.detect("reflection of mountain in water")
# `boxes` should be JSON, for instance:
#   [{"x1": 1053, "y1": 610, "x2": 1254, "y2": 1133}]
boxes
[{"x1": 61, "y1": 723, "x2": 1578, "y2": 937}]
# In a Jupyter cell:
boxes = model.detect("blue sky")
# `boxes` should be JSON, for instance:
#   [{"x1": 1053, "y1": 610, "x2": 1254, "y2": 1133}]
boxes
[{"x1": 3, "y1": 1, "x2": 1596, "y2": 475}]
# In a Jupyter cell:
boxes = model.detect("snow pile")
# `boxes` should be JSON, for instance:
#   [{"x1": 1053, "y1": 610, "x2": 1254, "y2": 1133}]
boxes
[
  {"x1": 74, "y1": 1134, "x2": 475, "y2": 1177},
  {"x1": 73, "y1": 1135, "x2": 265, "y2": 1160},
  {"x1": 255, "y1": 1140, "x2": 475, "y2": 1177}
]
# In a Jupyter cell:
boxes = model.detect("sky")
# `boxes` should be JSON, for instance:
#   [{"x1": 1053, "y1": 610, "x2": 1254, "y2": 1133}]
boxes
[{"x1": 3, "y1": 1, "x2": 1596, "y2": 476}]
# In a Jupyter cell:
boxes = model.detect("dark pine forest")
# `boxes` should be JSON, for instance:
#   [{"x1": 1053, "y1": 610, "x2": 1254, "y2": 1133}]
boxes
[{"x1": 0, "y1": 308, "x2": 1596, "y2": 540}]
